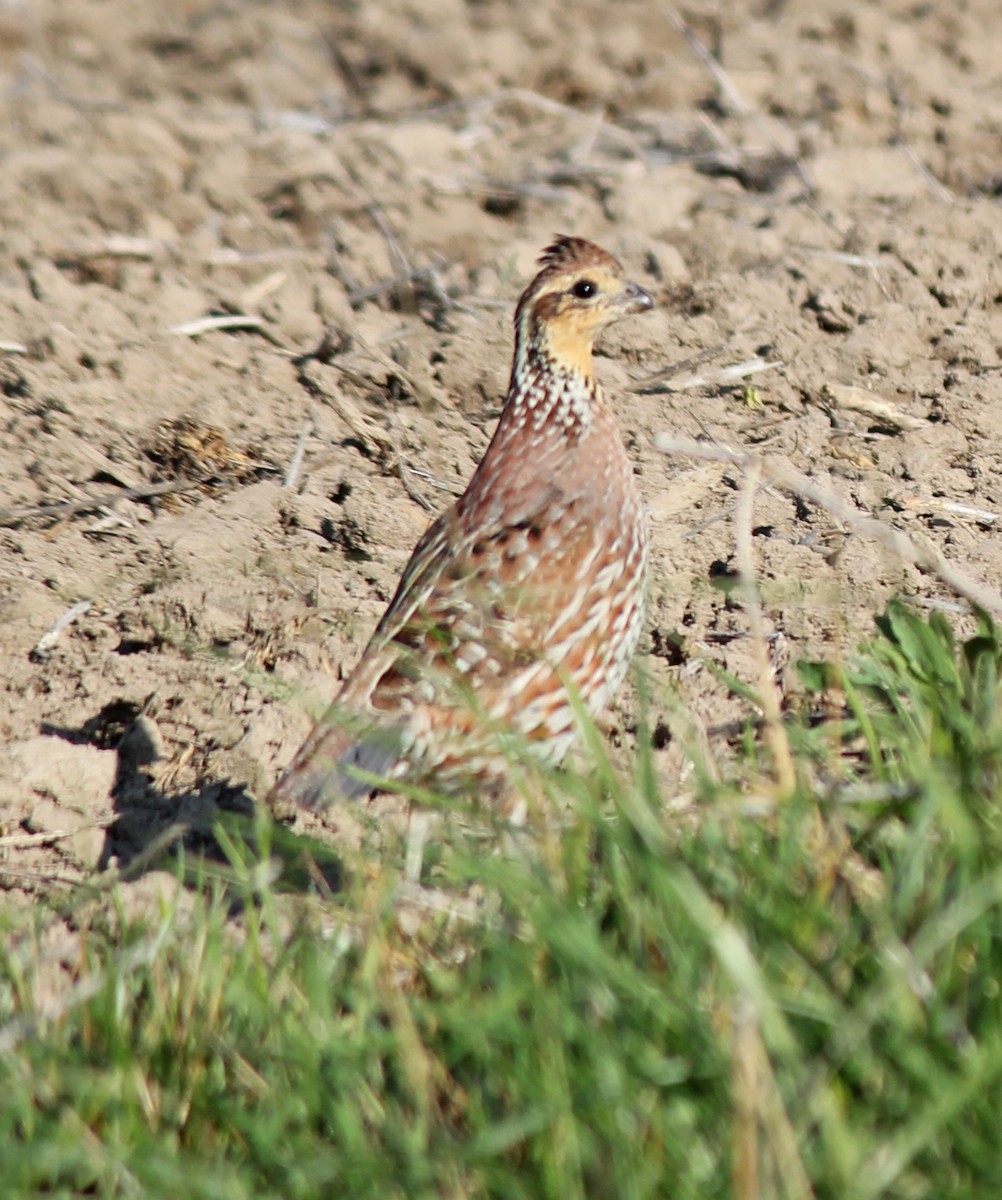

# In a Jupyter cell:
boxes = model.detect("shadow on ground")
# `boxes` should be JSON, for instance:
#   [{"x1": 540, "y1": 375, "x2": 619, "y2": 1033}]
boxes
[{"x1": 42, "y1": 703, "x2": 345, "y2": 896}]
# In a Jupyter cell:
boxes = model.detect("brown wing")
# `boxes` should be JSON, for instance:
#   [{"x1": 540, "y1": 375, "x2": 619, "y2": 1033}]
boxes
[
  {"x1": 268, "y1": 484, "x2": 592, "y2": 811},
  {"x1": 344, "y1": 490, "x2": 567, "y2": 714}
]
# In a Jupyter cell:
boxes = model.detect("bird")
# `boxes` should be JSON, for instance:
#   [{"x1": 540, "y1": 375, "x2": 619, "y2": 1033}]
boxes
[{"x1": 269, "y1": 235, "x2": 654, "y2": 813}]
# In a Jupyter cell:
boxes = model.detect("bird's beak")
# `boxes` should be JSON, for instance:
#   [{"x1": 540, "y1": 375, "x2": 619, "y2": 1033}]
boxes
[{"x1": 616, "y1": 280, "x2": 655, "y2": 314}]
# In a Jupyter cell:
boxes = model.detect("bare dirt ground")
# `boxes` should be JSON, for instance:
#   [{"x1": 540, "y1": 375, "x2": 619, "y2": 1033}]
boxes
[{"x1": 4, "y1": 0, "x2": 1002, "y2": 900}]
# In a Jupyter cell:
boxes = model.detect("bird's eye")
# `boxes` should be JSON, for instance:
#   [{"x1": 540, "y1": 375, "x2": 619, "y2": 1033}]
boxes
[{"x1": 571, "y1": 279, "x2": 597, "y2": 299}]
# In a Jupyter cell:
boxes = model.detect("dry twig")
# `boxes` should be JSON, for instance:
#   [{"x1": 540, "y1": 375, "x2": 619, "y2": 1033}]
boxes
[
  {"x1": 168, "y1": 313, "x2": 269, "y2": 338},
  {"x1": 669, "y1": 357, "x2": 783, "y2": 394},
  {"x1": 823, "y1": 384, "x2": 927, "y2": 432},
  {"x1": 733, "y1": 465, "x2": 796, "y2": 795},
  {"x1": 347, "y1": 262, "x2": 449, "y2": 308},
  {"x1": 666, "y1": 8, "x2": 750, "y2": 116},
  {"x1": 283, "y1": 421, "x2": 313, "y2": 490},
  {"x1": 654, "y1": 434, "x2": 1002, "y2": 617},
  {"x1": 31, "y1": 601, "x2": 92, "y2": 661},
  {"x1": 0, "y1": 477, "x2": 243, "y2": 529},
  {"x1": 630, "y1": 343, "x2": 730, "y2": 392},
  {"x1": 0, "y1": 818, "x2": 115, "y2": 850}
]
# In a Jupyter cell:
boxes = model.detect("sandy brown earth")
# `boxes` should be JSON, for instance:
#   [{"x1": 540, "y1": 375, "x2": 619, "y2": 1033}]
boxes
[{"x1": 4, "y1": 0, "x2": 1002, "y2": 898}]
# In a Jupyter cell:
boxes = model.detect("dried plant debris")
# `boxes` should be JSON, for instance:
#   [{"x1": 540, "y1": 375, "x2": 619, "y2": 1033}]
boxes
[{"x1": 141, "y1": 416, "x2": 270, "y2": 509}]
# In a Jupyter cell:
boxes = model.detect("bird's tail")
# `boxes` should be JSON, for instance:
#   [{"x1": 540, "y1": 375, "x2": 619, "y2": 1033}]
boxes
[{"x1": 267, "y1": 716, "x2": 403, "y2": 814}]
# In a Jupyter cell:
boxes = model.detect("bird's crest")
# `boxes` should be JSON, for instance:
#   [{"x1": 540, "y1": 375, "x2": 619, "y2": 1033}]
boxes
[{"x1": 537, "y1": 235, "x2": 621, "y2": 276}]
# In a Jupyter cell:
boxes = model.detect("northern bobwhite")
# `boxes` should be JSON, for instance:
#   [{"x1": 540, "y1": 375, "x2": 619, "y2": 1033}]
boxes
[{"x1": 270, "y1": 235, "x2": 653, "y2": 811}]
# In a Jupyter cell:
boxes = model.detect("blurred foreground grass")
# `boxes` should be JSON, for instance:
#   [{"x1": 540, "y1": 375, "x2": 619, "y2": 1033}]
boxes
[{"x1": 3, "y1": 600, "x2": 1002, "y2": 1199}]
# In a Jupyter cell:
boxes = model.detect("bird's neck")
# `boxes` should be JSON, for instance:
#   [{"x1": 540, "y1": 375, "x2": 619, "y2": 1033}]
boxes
[
  {"x1": 501, "y1": 350, "x2": 601, "y2": 437},
  {"x1": 506, "y1": 308, "x2": 605, "y2": 423},
  {"x1": 512, "y1": 306, "x2": 596, "y2": 387}
]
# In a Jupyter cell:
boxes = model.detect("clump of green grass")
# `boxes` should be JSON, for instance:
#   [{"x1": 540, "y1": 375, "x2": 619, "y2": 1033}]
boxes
[{"x1": 3, "y1": 601, "x2": 1002, "y2": 1199}]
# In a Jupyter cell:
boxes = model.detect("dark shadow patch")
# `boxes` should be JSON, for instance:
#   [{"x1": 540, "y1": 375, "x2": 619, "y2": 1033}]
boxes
[{"x1": 38, "y1": 705, "x2": 345, "y2": 900}]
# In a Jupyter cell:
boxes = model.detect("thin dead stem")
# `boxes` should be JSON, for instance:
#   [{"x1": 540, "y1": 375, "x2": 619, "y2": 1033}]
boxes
[
  {"x1": 283, "y1": 420, "x2": 313, "y2": 490},
  {"x1": 655, "y1": 434, "x2": 1002, "y2": 617},
  {"x1": 898, "y1": 143, "x2": 955, "y2": 205},
  {"x1": 31, "y1": 600, "x2": 92, "y2": 660},
  {"x1": 393, "y1": 456, "x2": 440, "y2": 514},
  {"x1": 734, "y1": 464, "x2": 796, "y2": 796},
  {"x1": 755, "y1": 1014, "x2": 816, "y2": 1200},
  {"x1": 731, "y1": 996, "x2": 760, "y2": 1200},
  {"x1": 0, "y1": 817, "x2": 115, "y2": 850},
  {"x1": 666, "y1": 8, "x2": 750, "y2": 116},
  {"x1": 0, "y1": 479, "x2": 206, "y2": 528},
  {"x1": 629, "y1": 342, "x2": 731, "y2": 393},
  {"x1": 347, "y1": 262, "x2": 449, "y2": 308},
  {"x1": 731, "y1": 996, "x2": 816, "y2": 1200},
  {"x1": 168, "y1": 313, "x2": 266, "y2": 337}
]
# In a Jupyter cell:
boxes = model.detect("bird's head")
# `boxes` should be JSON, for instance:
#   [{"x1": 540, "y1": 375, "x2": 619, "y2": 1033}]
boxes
[{"x1": 513, "y1": 236, "x2": 654, "y2": 381}]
